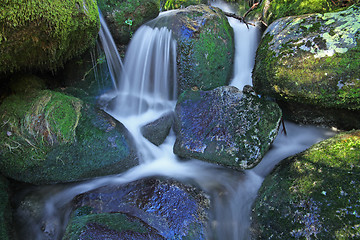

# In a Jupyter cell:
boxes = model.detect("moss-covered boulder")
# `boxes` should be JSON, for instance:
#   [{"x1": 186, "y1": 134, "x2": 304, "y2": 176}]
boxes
[
  {"x1": 0, "y1": 90, "x2": 138, "y2": 184},
  {"x1": 174, "y1": 86, "x2": 282, "y2": 170},
  {"x1": 148, "y1": 4, "x2": 234, "y2": 94},
  {"x1": 262, "y1": 0, "x2": 357, "y2": 25},
  {"x1": 97, "y1": 0, "x2": 160, "y2": 45},
  {"x1": 0, "y1": 175, "x2": 12, "y2": 240},
  {"x1": 253, "y1": 4, "x2": 360, "y2": 130},
  {"x1": 252, "y1": 130, "x2": 360, "y2": 239},
  {"x1": 0, "y1": 0, "x2": 100, "y2": 74},
  {"x1": 64, "y1": 177, "x2": 210, "y2": 239}
]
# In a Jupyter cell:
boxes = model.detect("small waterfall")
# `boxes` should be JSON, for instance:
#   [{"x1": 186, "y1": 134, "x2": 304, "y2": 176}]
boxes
[
  {"x1": 98, "y1": 12, "x2": 124, "y2": 91},
  {"x1": 101, "y1": 22, "x2": 177, "y2": 117},
  {"x1": 14, "y1": 4, "x2": 336, "y2": 240},
  {"x1": 117, "y1": 26, "x2": 177, "y2": 116}
]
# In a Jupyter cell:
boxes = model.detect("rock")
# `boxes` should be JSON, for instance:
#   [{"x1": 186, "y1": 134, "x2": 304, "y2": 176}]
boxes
[
  {"x1": 262, "y1": 0, "x2": 356, "y2": 25},
  {"x1": 252, "y1": 130, "x2": 360, "y2": 239},
  {"x1": 98, "y1": 0, "x2": 160, "y2": 45},
  {"x1": 0, "y1": 0, "x2": 99, "y2": 73},
  {"x1": 0, "y1": 175, "x2": 12, "y2": 240},
  {"x1": 0, "y1": 90, "x2": 138, "y2": 184},
  {"x1": 148, "y1": 4, "x2": 234, "y2": 94},
  {"x1": 141, "y1": 112, "x2": 174, "y2": 146},
  {"x1": 64, "y1": 177, "x2": 210, "y2": 239},
  {"x1": 174, "y1": 86, "x2": 282, "y2": 170},
  {"x1": 253, "y1": 4, "x2": 360, "y2": 130}
]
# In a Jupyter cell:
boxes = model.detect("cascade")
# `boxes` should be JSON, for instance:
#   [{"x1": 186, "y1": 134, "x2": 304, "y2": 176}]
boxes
[{"x1": 13, "y1": 3, "x2": 335, "y2": 240}]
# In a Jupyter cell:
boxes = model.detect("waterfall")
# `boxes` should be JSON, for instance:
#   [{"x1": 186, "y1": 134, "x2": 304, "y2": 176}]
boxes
[
  {"x1": 14, "y1": 4, "x2": 335, "y2": 240},
  {"x1": 100, "y1": 19, "x2": 177, "y2": 117}
]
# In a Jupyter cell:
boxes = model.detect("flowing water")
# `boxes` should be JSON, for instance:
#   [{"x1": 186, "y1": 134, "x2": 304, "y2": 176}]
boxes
[{"x1": 14, "y1": 3, "x2": 336, "y2": 240}]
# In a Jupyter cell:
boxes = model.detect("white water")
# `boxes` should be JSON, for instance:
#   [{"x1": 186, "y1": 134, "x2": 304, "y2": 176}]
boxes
[{"x1": 16, "y1": 4, "x2": 336, "y2": 240}]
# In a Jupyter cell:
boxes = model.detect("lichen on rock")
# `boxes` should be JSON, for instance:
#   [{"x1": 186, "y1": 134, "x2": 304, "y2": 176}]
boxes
[{"x1": 253, "y1": 4, "x2": 360, "y2": 129}]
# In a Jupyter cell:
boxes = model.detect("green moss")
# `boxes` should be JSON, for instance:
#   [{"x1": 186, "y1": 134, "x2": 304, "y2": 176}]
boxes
[
  {"x1": 97, "y1": 0, "x2": 159, "y2": 44},
  {"x1": 264, "y1": 0, "x2": 357, "y2": 24},
  {"x1": 0, "y1": 0, "x2": 100, "y2": 73},
  {"x1": 0, "y1": 90, "x2": 82, "y2": 174},
  {"x1": 162, "y1": 0, "x2": 207, "y2": 10},
  {"x1": 253, "y1": 5, "x2": 360, "y2": 110},
  {"x1": 63, "y1": 212, "x2": 149, "y2": 240},
  {"x1": 254, "y1": 130, "x2": 360, "y2": 239},
  {"x1": 176, "y1": 5, "x2": 234, "y2": 93}
]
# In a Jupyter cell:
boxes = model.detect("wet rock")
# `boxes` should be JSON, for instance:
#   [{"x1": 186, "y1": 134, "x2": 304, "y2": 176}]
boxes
[
  {"x1": 148, "y1": 4, "x2": 234, "y2": 94},
  {"x1": 0, "y1": 90, "x2": 138, "y2": 184},
  {"x1": 0, "y1": 175, "x2": 13, "y2": 240},
  {"x1": 0, "y1": 0, "x2": 99, "y2": 74},
  {"x1": 141, "y1": 112, "x2": 174, "y2": 146},
  {"x1": 252, "y1": 130, "x2": 360, "y2": 239},
  {"x1": 253, "y1": 4, "x2": 360, "y2": 130},
  {"x1": 174, "y1": 86, "x2": 282, "y2": 170},
  {"x1": 98, "y1": 0, "x2": 160, "y2": 45},
  {"x1": 65, "y1": 177, "x2": 210, "y2": 239}
]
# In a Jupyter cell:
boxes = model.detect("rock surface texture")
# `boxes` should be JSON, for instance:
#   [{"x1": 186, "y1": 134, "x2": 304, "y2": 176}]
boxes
[{"x1": 174, "y1": 86, "x2": 282, "y2": 170}]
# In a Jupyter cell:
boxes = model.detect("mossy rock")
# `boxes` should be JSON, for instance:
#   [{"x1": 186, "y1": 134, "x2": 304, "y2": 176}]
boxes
[
  {"x1": 253, "y1": 4, "x2": 360, "y2": 129},
  {"x1": 0, "y1": 0, "x2": 100, "y2": 74},
  {"x1": 97, "y1": 0, "x2": 160, "y2": 45},
  {"x1": 174, "y1": 86, "x2": 282, "y2": 170},
  {"x1": 65, "y1": 177, "x2": 210, "y2": 239},
  {"x1": 0, "y1": 175, "x2": 12, "y2": 240},
  {"x1": 148, "y1": 4, "x2": 234, "y2": 94},
  {"x1": 0, "y1": 90, "x2": 138, "y2": 184},
  {"x1": 262, "y1": 0, "x2": 358, "y2": 25},
  {"x1": 252, "y1": 130, "x2": 360, "y2": 239},
  {"x1": 161, "y1": 0, "x2": 208, "y2": 10}
]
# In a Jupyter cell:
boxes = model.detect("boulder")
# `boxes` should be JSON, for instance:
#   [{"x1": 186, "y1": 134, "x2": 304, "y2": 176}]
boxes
[
  {"x1": 0, "y1": 175, "x2": 12, "y2": 240},
  {"x1": 262, "y1": 0, "x2": 356, "y2": 25},
  {"x1": 0, "y1": 90, "x2": 138, "y2": 184},
  {"x1": 97, "y1": 0, "x2": 160, "y2": 45},
  {"x1": 174, "y1": 86, "x2": 282, "y2": 169},
  {"x1": 148, "y1": 4, "x2": 234, "y2": 94},
  {"x1": 252, "y1": 130, "x2": 360, "y2": 239},
  {"x1": 253, "y1": 4, "x2": 360, "y2": 130},
  {"x1": 0, "y1": 0, "x2": 99, "y2": 73},
  {"x1": 141, "y1": 112, "x2": 174, "y2": 146},
  {"x1": 64, "y1": 177, "x2": 210, "y2": 239}
]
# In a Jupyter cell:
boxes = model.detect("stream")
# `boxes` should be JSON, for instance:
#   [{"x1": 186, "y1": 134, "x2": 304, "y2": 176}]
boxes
[{"x1": 13, "y1": 1, "x2": 336, "y2": 239}]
